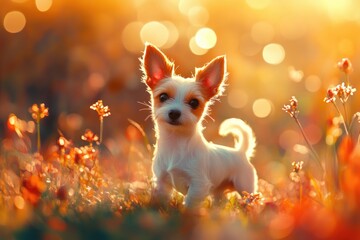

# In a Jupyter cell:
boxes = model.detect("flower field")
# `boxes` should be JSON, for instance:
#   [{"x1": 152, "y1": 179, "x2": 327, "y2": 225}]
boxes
[{"x1": 1, "y1": 1, "x2": 360, "y2": 239}]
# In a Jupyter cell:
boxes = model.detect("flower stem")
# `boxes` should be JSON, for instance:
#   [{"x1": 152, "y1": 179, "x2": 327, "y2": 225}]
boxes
[
  {"x1": 294, "y1": 117, "x2": 323, "y2": 172},
  {"x1": 346, "y1": 74, "x2": 350, "y2": 86},
  {"x1": 342, "y1": 102, "x2": 348, "y2": 127},
  {"x1": 37, "y1": 120, "x2": 41, "y2": 153},
  {"x1": 99, "y1": 117, "x2": 103, "y2": 144},
  {"x1": 332, "y1": 102, "x2": 349, "y2": 135},
  {"x1": 299, "y1": 181, "x2": 303, "y2": 205}
]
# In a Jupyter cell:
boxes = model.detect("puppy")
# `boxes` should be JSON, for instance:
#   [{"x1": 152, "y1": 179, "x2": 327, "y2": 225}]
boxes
[{"x1": 141, "y1": 43, "x2": 258, "y2": 208}]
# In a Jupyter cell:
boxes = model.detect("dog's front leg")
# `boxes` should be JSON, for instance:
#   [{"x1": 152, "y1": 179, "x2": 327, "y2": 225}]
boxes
[
  {"x1": 152, "y1": 172, "x2": 172, "y2": 205},
  {"x1": 184, "y1": 178, "x2": 211, "y2": 208}
]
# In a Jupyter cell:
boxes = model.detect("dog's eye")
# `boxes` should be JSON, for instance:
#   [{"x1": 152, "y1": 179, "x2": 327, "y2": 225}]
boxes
[
  {"x1": 159, "y1": 93, "x2": 169, "y2": 102},
  {"x1": 189, "y1": 98, "x2": 199, "y2": 109}
]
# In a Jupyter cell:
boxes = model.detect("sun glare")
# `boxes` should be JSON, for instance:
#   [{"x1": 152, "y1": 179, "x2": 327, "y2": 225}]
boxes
[
  {"x1": 3, "y1": 11, "x2": 26, "y2": 33},
  {"x1": 195, "y1": 27, "x2": 217, "y2": 50},
  {"x1": 35, "y1": 0, "x2": 53, "y2": 12},
  {"x1": 262, "y1": 43, "x2": 286, "y2": 65}
]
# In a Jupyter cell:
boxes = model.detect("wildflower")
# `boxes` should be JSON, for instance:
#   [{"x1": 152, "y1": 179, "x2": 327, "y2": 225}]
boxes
[
  {"x1": 29, "y1": 103, "x2": 49, "y2": 153},
  {"x1": 282, "y1": 96, "x2": 299, "y2": 118},
  {"x1": 292, "y1": 161, "x2": 304, "y2": 173},
  {"x1": 29, "y1": 103, "x2": 49, "y2": 121},
  {"x1": 283, "y1": 97, "x2": 323, "y2": 172},
  {"x1": 90, "y1": 100, "x2": 111, "y2": 144},
  {"x1": 7, "y1": 114, "x2": 35, "y2": 138},
  {"x1": 324, "y1": 87, "x2": 338, "y2": 103},
  {"x1": 57, "y1": 135, "x2": 71, "y2": 149},
  {"x1": 324, "y1": 83, "x2": 352, "y2": 135},
  {"x1": 337, "y1": 58, "x2": 353, "y2": 75},
  {"x1": 21, "y1": 175, "x2": 46, "y2": 205},
  {"x1": 336, "y1": 82, "x2": 356, "y2": 103},
  {"x1": 90, "y1": 100, "x2": 111, "y2": 119},
  {"x1": 290, "y1": 161, "x2": 304, "y2": 183},
  {"x1": 81, "y1": 129, "x2": 99, "y2": 146},
  {"x1": 241, "y1": 191, "x2": 263, "y2": 206}
]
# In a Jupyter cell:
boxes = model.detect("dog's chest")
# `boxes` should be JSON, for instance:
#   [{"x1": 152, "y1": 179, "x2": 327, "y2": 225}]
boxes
[
  {"x1": 156, "y1": 151, "x2": 193, "y2": 195},
  {"x1": 168, "y1": 168, "x2": 189, "y2": 195}
]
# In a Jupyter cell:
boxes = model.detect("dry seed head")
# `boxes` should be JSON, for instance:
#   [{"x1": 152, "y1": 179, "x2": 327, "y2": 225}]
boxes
[
  {"x1": 282, "y1": 96, "x2": 299, "y2": 118},
  {"x1": 81, "y1": 129, "x2": 99, "y2": 143},
  {"x1": 337, "y1": 58, "x2": 353, "y2": 74},
  {"x1": 90, "y1": 100, "x2": 111, "y2": 119},
  {"x1": 29, "y1": 103, "x2": 49, "y2": 121},
  {"x1": 337, "y1": 82, "x2": 356, "y2": 103},
  {"x1": 292, "y1": 161, "x2": 304, "y2": 173}
]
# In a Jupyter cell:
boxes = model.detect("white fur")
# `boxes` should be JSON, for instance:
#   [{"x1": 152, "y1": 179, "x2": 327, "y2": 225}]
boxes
[{"x1": 141, "y1": 43, "x2": 258, "y2": 208}]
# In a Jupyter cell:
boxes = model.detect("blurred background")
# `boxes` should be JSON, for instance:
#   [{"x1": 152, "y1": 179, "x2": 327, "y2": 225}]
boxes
[{"x1": 1, "y1": 0, "x2": 360, "y2": 184}]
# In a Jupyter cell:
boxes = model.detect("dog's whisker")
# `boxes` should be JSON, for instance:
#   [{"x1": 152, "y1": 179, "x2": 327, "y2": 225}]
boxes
[{"x1": 144, "y1": 114, "x2": 153, "y2": 121}]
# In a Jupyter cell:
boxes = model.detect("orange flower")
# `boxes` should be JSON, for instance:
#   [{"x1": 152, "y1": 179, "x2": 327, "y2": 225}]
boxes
[
  {"x1": 282, "y1": 96, "x2": 299, "y2": 118},
  {"x1": 21, "y1": 175, "x2": 46, "y2": 205},
  {"x1": 336, "y1": 82, "x2": 356, "y2": 103},
  {"x1": 81, "y1": 129, "x2": 99, "y2": 144},
  {"x1": 7, "y1": 114, "x2": 35, "y2": 138},
  {"x1": 57, "y1": 136, "x2": 72, "y2": 149},
  {"x1": 29, "y1": 103, "x2": 49, "y2": 122},
  {"x1": 324, "y1": 87, "x2": 338, "y2": 103},
  {"x1": 90, "y1": 100, "x2": 111, "y2": 119},
  {"x1": 337, "y1": 58, "x2": 353, "y2": 74}
]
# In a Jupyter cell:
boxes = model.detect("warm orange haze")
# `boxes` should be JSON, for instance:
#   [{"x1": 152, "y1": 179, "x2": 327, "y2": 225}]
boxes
[{"x1": 1, "y1": 0, "x2": 360, "y2": 239}]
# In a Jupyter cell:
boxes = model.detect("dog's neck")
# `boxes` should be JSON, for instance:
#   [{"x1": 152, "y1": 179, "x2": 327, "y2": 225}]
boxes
[{"x1": 155, "y1": 122, "x2": 205, "y2": 149}]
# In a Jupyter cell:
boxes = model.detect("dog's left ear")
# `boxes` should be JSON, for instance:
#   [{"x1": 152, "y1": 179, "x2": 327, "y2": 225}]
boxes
[
  {"x1": 141, "y1": 43, "x2": 174, "y2": 89},
  {"x1": 195, "y1": 56, "x2": 227, "y2": 100}
]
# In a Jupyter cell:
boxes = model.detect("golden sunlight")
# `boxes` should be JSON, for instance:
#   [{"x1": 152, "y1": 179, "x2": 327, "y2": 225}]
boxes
[
  {"x1": 122, "y1": 22, "x2": 143, "y2": 52},
  {"x1": 140, "y1": 21, "x2": 169, "y2": 47},
  {"x1": 252, "y1": 98, "x2": 272, "y2": 118},
  {"x1": 262, "y1": 43, "x2": 285, "y2": 65},
  {"x1": 188, "y1": 6, "x2": 209, "y2": 26},
  {"x1": 3, "y1": 11, "x2": 26, "y2": 33},
  {"x1": 195, "y1": 27, "x2": 217, "y2": 50},
  {"x1": 35, "y1": 0, "x2": 53, "y2": 12},
  {"x1": 189, "y1": 37, "x2": 208, "y2": 55}
]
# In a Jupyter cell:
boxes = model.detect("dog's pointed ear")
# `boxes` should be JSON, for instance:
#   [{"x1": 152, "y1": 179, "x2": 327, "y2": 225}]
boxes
[
  {"x1": 195, "y1": 56, "x2": 227, "y2": 100},
  {"x1": 141, "y1": 43, "x2": 174, "y2": 89}
]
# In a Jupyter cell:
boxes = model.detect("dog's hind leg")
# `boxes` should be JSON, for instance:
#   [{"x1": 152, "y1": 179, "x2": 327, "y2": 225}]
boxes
[{"x1": 233, "y1": 164, "x2": 258, "y2": 194}]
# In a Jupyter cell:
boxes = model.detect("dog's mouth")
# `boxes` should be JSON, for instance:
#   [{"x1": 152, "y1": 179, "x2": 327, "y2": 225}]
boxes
[{"x1": 167, "y1": 120, "x2": 181, "y2": 126}]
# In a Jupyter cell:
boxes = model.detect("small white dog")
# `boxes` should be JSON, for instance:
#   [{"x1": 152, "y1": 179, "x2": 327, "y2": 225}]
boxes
[{"x1": 141, "y1": 43, "x2": 258, "y2": 208}]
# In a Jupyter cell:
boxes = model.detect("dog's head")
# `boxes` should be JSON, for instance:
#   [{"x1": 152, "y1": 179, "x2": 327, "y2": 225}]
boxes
[{"x1": 141, "y1": 43, "x2": 227, "y2": 131}]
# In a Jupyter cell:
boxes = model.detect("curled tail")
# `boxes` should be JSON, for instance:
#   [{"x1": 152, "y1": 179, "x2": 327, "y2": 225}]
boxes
[{"x1": 218, "y1": 118, "x2": 256, "y2": 160}]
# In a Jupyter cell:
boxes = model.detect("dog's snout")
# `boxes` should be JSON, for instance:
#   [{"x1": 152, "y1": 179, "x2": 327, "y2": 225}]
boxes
[{"x1": 168, "y1": 110, "x2": 181, "y2": 121}]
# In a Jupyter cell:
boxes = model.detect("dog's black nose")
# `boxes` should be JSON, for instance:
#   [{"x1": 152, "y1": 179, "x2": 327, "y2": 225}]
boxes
[{"x1": 168, "y1": 110, "x2": 181, "y2": 121}]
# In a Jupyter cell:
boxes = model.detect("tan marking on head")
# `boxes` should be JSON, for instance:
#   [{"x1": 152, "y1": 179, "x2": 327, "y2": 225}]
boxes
[
  {"x1": 152, "y1": 81, "x2": 176, "y2": 108},
  {"x1": 184, "y1": 90, "x2": 206, "y2": 120}
]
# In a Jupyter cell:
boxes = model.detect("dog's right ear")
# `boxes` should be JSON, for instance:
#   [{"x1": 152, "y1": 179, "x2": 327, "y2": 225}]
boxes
[{"x1": 141, "y1": 43, "x2": 174, "y2": 89}]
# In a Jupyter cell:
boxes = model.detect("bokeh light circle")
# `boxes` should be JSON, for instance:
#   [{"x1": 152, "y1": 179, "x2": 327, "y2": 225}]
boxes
[
  {"x1": 140, "y1": 21, "x2": 169, "y2": 48},
  {"x1": 3, "y1": 11, "x2": 26, "y2": 33},
  {"x1": 262, "y1": 43, "x2": 285, "y2": 65},
  {"x1": 189, "y1": 37, "x2": 208, "y2": 55},
  {"x1": 305, "y1": 75, "x2": 322, "y2": 92},
  {"x1": 188, "y1": 6, "x2": 209, "y2": 26},
  {"x1": 162, "y1": 21, "x2": 179, "y2": 49},
  {"x1": 252, "y1": 98, "x2": 272, "y2": 118},
  {"x1": 36, "y1": 0, "x2": 53, "y2": 12},
  {"x1": 121, "y1": 22, "x2": 144, "y2": 53},
  {"x1": 195, "y1": 27, "x2": 217, "y2": 49}
]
